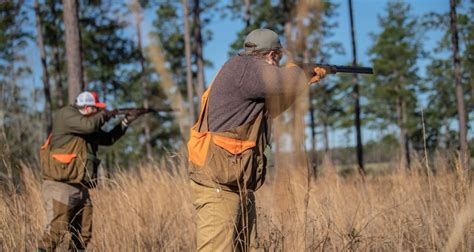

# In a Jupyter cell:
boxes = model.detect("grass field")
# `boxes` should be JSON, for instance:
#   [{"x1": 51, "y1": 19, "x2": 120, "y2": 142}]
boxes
[{"x1": 0, "y1": 155, "x2": 473, "y2": 251}]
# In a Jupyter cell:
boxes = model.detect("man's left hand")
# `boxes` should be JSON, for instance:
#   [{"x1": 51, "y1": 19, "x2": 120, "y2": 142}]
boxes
[
  {"x1": 309, "y1": 67, "x2": 327, "y2": 83},
  {"x1": 104, "y1": 109, "x2": 119, "y2": 120}
]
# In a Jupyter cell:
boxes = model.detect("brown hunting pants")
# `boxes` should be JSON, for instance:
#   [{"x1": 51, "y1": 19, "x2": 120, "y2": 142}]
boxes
[
  {"x1": 38, "y1": 180, "x2": 92, "y2": 251},
  {"x1": 191, "y1": 180, "x2": 259, "y2": 252}
]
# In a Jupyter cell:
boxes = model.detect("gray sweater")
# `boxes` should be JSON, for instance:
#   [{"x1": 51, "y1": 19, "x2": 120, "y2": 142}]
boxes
[{"x1": 208, "y1": 55, "x2": 309, "y2": 132}]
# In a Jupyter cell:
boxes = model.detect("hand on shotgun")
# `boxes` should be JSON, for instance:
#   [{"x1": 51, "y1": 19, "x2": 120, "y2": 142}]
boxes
[
  {"x1": 309, "y1": 67, "x2": 327, "y2": 84},
  {"x1": 121, "y1": 109, "x2": 149, "y2": 127},
  {"x1": 104, "y1": 109, "x2": 119, "y2": 120}
]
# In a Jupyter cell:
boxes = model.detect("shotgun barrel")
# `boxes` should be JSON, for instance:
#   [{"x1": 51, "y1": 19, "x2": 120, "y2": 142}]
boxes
[
  {"x1": 302, "y1": 63, "x2": 374, "y2": 75},
  {"x1": 116, "y1": 107, "x2": 177, "y2": 115}
]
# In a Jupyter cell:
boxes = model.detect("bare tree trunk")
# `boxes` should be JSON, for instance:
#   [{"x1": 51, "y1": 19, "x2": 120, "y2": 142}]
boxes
[
  {"x1": 62, "y1": 0, "x2": 84, "y2": 104},
  {"x1": 444, "y1": 118, "x2": 451, "y2": 149},
  {"x1": 244, "y1": 0, "x2": 251, "y2": 28},
  {"x1": 322, "y1": 122, "x2": 329, "y2": 154},
  {"x1": 450, "y1": 0, "x2": 470, "y2": 180},
  {"x1": 182, "y1": 0, "x2": 195, "y2": 124},
  {"x1": 396, "y1": 95, "x2": 408, "y2": 170},
  {"x1": 50, "y1": 1, "x2": 65, "y2": 107},
  {"x1": 34, "y1": 0, "x2": 53, "y2": 135},
  {"x1": 348, "y1": 0, "x2": 365, "y2": 176},
  {"x1": 309, "y1": 91, "x2": 318, "y2": 176},
  {"x1": 402, "y1": 99, "x2": 410, "y2": 168},
  {"x1": 130, "y1": 0, "x2": 153, "y2": 160},
  {"x1": 52, "y1": 47, "x2": 64, "y2": 107},
  {"x1": 321, "y1": 120, "x2": 333, "y2": 168},
  {"x1": 193, "y1": 0, "x2": 205, "y2": 99},
  {"x1": 282, "y1": 0, "x2": 294, "y2": 61}
]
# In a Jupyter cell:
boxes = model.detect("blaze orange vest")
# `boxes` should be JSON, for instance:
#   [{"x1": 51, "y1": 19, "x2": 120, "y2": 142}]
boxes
[
  {"x1": 40, "y1": 134, "x2": 92, "y2": 184},
  {"x1": 187, "y1": 73, "x2": 268, "y2": 192}
]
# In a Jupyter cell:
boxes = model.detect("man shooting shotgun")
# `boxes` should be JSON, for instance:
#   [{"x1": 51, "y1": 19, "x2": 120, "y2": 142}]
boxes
[{"x1": 187, "y1": 28, "x2": 331, "y2": 251}]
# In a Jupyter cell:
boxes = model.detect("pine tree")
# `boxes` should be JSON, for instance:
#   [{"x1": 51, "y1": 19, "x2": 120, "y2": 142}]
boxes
[
  {"x1": 34, "y1": 0, "x2": 53, "y2": 134},
  {"x1": 42, "y1": 0, "x2": 66, "y2": 108},
  {"x1": 368, "y1": 0, "x2": 422, "y2": 170},
  {"x1": 449, "y1": 0, "x2": 470, "y2": 179},
  {"x1": 348, "y1": 0, "x2": 365, "y2": 176},
  {"x1": 62, "y1": 0, "x2": 84, "y2": 103},
  {"x1": 181, "y1": 0, "x2": 195, "y2": 123},
  {"x1": 0, "y1": 0, "x2": 37, "y2": 170},
  {"x1": 421, "y1": 0, "x2": 473, "y2": 156}
]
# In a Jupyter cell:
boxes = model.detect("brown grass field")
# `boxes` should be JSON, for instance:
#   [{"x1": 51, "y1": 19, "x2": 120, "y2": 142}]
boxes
[{"x1": 0, "y1": 154, "x2": 473, "y2": 251}]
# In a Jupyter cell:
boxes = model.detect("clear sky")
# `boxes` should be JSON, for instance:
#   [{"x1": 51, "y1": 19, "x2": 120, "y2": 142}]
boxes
[{"x1": 24, "y1": 0, "x2": 459, "y2": 148}]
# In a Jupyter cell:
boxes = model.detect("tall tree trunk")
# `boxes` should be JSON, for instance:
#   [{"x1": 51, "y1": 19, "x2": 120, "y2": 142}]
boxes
[
  {"x1": 50, "y1": 1, "x2": 65, "y2": 107},
  {"x1": 34, "y1": 0, "x2": 53, "y2": 135},
  {"x1": 322, "y1": 121, "x2": 331, "y2": 166},
  {"x1": 449, "y1": 0, "x2": 470, "y2": 180},
  {"x1": 62, "y1": 0, "x2": 84, "y2": 104},
  {"x1": 244, "y1": 0, "x2": 251, "y2": 28},
  {"x1": 402, "y1": 99, "x2": 410, "y2": 168},
  {"x1": 348, "y1": 0, "x2": 365, "y2": 176},
  {"x1": 193, "y1": 0, "x2": 205, "y2": 99},
  {"x1": 444, "y1": 118, "x2": 451, "y2": 149},
  {"x1": 309, "y1": 90, "x2": 318, "y2": 176},
  {"x1": 131, "y1": 0, "x2": 152, "y2": 160},
  {"x1": 52, "y1": 47, "x2": 64, "y2": 107},
  {"x1": 182, "y1": 0, "x2": 195, "y2": 123},
  {"x1": 282, "y1": 0, "x2": 294, "y2": 62},
  {"x1": 396, "y1": 95, "x2": 408, "y2": 170}
]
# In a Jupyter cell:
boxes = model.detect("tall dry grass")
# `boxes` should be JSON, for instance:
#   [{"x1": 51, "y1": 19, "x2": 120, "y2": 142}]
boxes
[{"x1": 0, "y1": 154, "x2": 472, "y2": 251}]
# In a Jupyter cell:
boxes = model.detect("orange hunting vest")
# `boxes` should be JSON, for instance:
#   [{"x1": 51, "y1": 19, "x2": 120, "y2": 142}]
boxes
[
  {"x1": 187, "y1": 72, "x2": 268, "y2": 192},
  {"x1": 40, "y1": 134, "x2": 92, "y2": 183}
]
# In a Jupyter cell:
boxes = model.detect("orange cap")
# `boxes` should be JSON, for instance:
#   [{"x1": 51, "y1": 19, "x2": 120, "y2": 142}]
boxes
[{"x1": 89, "y1": 91, "x2": 106, "y2": 108}]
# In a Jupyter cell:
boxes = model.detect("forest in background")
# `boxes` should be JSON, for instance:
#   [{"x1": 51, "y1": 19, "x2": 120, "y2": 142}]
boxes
[{"x1": 1, "y1": 0, "x2": 473, "y2": 177}]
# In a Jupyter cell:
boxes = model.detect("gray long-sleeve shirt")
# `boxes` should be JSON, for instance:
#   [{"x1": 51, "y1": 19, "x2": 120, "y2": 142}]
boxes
[{"x1": 208, "y1": 55, "x2": 309, "y2": 132}]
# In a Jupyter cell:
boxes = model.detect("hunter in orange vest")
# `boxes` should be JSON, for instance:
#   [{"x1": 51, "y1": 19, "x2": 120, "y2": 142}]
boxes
[
  {"x1": 38, "y1": 91, "x2": 140, "y2": 251},
  {"x1": 187, "y1": 28, "x2": 327, "y2": 251}
]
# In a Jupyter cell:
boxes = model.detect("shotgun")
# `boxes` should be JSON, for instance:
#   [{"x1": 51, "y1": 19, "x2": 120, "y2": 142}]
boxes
[
  {"x1": 301, "y1": 63, "x2": 374, "y2": 75},
  {"x1": 116, "y1": 108, "x2": 177, "y2": 117}
]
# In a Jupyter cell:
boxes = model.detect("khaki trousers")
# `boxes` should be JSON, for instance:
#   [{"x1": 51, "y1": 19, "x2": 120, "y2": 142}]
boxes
[
  {"x1": 191, "y1": 180, "x2": 258, "y2": 252},
  {"x1": 38, "y1": 180, "x2": 92, "y2": 251}
]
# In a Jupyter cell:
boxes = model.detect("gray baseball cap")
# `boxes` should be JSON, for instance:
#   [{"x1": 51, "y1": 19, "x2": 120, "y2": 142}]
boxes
[{"x1": 244, "y1": 28, "x2": 282, "y2": 52}]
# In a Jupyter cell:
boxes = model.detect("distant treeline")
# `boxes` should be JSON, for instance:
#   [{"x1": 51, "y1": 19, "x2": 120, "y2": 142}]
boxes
[{"x1": 0, "y1": 0, "x2": 473, "y2": 176}]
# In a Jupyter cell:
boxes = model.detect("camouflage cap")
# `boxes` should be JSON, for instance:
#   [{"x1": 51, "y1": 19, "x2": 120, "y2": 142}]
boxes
[{"x1": 244, "y1": 28, "x2": 282, "y2": 53}]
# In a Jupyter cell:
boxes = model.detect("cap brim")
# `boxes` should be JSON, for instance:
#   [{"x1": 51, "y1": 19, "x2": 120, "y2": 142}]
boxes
[{"x1": 95, "y1": 102, "x2": 106, "y2": 109}]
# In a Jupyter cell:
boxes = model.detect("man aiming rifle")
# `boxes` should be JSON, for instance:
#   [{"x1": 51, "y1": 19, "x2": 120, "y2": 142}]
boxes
[{"x1": 38, "y1": 91, "x2": 145, "y2": 251}]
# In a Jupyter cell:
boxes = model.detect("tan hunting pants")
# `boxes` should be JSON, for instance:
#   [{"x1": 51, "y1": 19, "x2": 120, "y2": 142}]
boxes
[
  {"x1": 191, "y1": 180, "x2": 259, "y2": 252},
  {"x1": 38, "y1": 180, "x2": 92, "y2": 251}
]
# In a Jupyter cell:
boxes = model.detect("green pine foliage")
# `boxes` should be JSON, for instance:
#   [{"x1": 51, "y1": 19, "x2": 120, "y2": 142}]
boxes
[
  {"x1": 0, "y1": 0, "x2": 42, "y2": 173},
  {"x1": 367, "y1": 1, "x2": 421, "y2": 143},
  {"x1": 419, "y1": 0, "x2": 474, "y2": 152}
]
